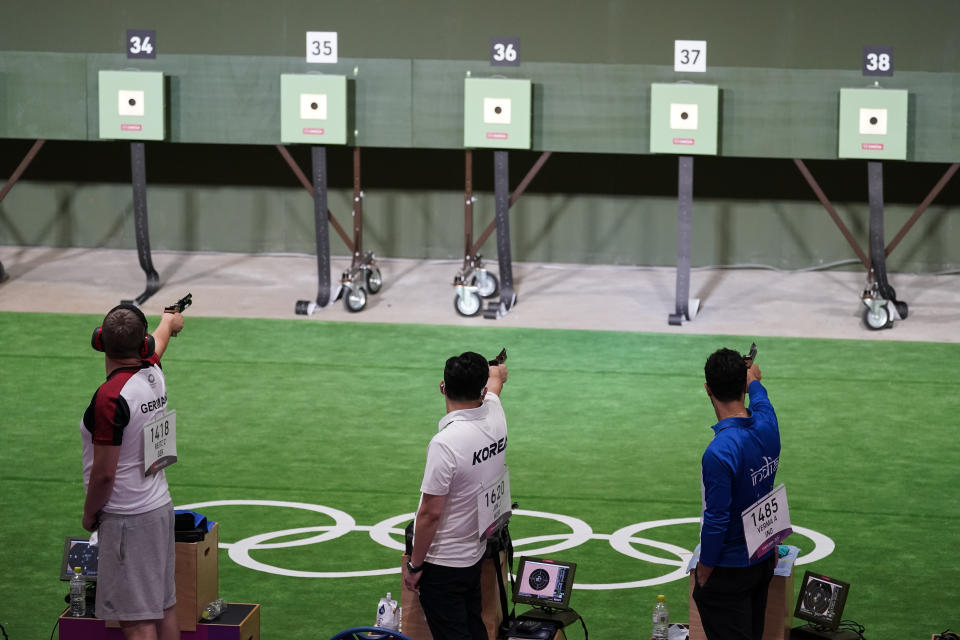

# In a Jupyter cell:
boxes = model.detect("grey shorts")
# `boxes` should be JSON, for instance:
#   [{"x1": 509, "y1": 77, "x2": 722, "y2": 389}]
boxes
[{"x1": 95, "y1": 502, "x2": 177, "y2": 621}]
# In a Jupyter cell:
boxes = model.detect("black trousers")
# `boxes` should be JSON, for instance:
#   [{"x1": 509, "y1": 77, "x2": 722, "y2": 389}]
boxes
[
  {"x1": 418, "y1": 559, "x2": 487, "y2": 640},
  {"x1": 692, "y1": 554, "x2": 777, "y2": 640}
]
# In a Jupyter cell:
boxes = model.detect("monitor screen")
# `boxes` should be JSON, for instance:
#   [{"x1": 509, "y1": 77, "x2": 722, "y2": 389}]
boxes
[
  {"x1": 60, "y1": 536, "x2": 99, "y2": 582},
  {"x1": 512, "y1": 557, "x2": 576, "y2": 610},
  {"x1": 794, "y1": 570, "x2": 849, "y2": 629}
]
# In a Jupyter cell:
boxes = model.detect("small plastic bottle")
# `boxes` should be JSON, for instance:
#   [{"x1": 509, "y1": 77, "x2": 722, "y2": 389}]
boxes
[
  {"x1": 70, "y1": 567, "x2": 86, "y2": 617},
  {"x1": 652, "y1": 594, "x2": 669, "y2": 640},
  {"x1": 201, "y1": 598, "x2": 227, "y2": 621}
]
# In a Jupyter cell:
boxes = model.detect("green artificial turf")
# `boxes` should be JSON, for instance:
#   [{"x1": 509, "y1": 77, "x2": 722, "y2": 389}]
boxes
[{"x1": 1, "y1": 312, "x2": 957, "y2": 638}]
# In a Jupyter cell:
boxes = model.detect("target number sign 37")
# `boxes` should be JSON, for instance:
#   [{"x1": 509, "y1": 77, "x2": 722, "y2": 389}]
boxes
[{"x1": 741, "y1": 483, "x2": 792, "y2": 561}]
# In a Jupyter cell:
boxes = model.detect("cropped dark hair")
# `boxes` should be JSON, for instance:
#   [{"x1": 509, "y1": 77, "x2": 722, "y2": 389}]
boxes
[
  {"x1": 443, "y1": 352, "x2": 489, "y2": 401},
  {"x1": 704, "y1": 348, "x2": 747, "y2": 402},
  {"x1": 102, "y1": 308, "x2": 146, "y2": 358}
]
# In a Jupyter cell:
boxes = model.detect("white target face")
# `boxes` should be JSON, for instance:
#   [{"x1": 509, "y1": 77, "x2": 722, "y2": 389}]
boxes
[
  {"x1": 300, "y1": 93, "x2": 328, "y2": 120},
  {"x1": 483, "y1": 97, "x2": 512, "y2": 125},
  {"x1": 670, "y1": 103, "x2": 699, "y2": 130},
  {"x1": 118, "y1": 90, "x2": 145, "y2": 116},
  {"x1": 858, "y1": 108, "x2": 887, "y2": 135}
]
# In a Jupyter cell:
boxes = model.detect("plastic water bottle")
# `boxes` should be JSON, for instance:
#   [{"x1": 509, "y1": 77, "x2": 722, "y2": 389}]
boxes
[
  {"x1": 70, "y1": 567, "x2": 86, "y2": 617},
  {"x1": 652, "y1": 594, "x2": 669, "y2": 640},
  {"x1": 375, "y1": 592, "x2": 398, "y2": 630},
  {"x1": 201, "y1": 598, "x2": 227, "y2": 621}
]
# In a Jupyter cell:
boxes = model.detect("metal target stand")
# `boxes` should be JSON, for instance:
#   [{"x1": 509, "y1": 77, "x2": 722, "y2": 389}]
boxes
[
  {"x1": 279, "y1": 145, "x2": 380, "y2": 315},
  {"x1": 452, "y1": 150, "x2": 551, "y2": 319},
  {"x1": 795, "y1": 158, "x2": 958, "y2": 330},
  {"x1": 0, "y1": 139, "x2": 46, "y2": 285}
]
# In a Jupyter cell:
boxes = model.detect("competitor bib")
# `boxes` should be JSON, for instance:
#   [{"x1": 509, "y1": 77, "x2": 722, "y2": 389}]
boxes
[
  {"x1": 143, "y1": 410, "x2": 178, "y2": 477},
  {"x1": 741, "y1": 483, "x2": 792, "y2": 561},
  {"x1": 476, "y1": 467, "x2": 511, "y2": 538}
]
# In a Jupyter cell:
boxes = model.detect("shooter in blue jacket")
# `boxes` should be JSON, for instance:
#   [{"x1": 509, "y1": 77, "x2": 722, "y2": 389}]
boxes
[{"x1": 693, "y1": 347, "x2": 781, "y2": 640}]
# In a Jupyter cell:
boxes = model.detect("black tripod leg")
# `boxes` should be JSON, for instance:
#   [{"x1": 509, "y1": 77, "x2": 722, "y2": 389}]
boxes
[
  {"x1": 312, "y1": 145, "x2": 331, "y2": 308},
  {"x1": 127, "y1": 142, "x2": 160, "y2": 305},
  {"x1": 868, "y1": 161, "x2": 907, "y2": 318},
  {"x1": 491, "y1": 150, "x2": 516, "y2": 315},
  {"x1": 669, "y1": 155, "x2": 694, "y2": 325}
]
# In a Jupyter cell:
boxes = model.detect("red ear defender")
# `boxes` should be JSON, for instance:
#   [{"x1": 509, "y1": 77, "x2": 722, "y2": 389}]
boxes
[
  {"x1": 91, "y1": 327, "x2": 105, "y2": 352},
  {"x1": 141, "y1": 334, "x2": 156, "y2": 359}
]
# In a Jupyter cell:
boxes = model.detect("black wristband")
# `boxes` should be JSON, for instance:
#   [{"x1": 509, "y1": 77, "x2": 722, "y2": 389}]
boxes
[{"x1": 406, "y1": 560, "x2": 424, "y2": 574}]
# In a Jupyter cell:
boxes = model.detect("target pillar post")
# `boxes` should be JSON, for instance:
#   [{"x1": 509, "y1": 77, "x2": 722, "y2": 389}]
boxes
[
  {"x1": 98, "y1": 70, "x2": 165, "y2": 305},
  {"x1": 462, "y1": 76, "x2": 532, "y2": 319},
  {"x1": 838, "y1": 87, "x2": 909, "y2": 329},
  {"x1": 280, "y1": 74, "x2": 353, "y2": 314},
  {"x1": 650, "y1": 83, "x2": 719, "y2": 325}
]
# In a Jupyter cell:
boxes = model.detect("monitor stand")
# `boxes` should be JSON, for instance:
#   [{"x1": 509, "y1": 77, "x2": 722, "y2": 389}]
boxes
[
  {"x1": 791, "y1": 625, "x2": 862, "y2": 640},
  {"x1": 517, "y1": 607, "x2": 580, "y2": 629}
]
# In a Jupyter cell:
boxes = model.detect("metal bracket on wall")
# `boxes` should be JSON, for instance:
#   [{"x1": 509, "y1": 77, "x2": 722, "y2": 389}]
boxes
[
  {"x1": 668, "y1": 156, "x2": 700, "y2": 326},
  {"x1": 0, "y1": 139, "x2": 46, "y2": 284},
  {"x1": 792, "y1": 159, "x2": 870, "y2": 269},
  {"x1": 124, "y1": 142, "x2": 161, "y2": 306},
  {"x1": 452, "y1": 150, "x2": 551, "y2": 319}
]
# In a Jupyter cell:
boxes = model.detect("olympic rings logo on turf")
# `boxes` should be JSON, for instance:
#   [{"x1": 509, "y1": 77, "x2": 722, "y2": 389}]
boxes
[{"x1": 176, "y1": 499, "x2": 835, "y2": 590}]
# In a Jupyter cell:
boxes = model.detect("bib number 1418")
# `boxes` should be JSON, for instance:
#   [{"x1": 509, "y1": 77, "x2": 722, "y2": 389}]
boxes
[{"x1": 143, "y1": 410, "x2": 178, "y2": 477}]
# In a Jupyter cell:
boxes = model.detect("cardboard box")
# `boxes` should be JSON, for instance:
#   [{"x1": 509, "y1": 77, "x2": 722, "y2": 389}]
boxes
[
  {"x1": 400, "y1": 552, "x2": 508, "y2": 640},
  {"x1": 176, "y1": 522, "x2": 220, "y2": 631}
]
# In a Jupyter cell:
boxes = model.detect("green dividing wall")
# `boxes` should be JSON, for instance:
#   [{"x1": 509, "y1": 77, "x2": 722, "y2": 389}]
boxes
[
  {"x1": 2, "y1": 52, "x2": 959, "y2": 161},
  {"x1": 2, "y1": 0, "x2": 960, "y2": 159},
  {"x1": 2, "y1": 179, "x2": 957, "y2": 273}
]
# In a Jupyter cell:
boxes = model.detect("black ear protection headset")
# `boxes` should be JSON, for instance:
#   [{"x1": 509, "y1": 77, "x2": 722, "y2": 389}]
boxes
[{"x1": 91, "y1": 303, "x2": 155, "y2": 359}]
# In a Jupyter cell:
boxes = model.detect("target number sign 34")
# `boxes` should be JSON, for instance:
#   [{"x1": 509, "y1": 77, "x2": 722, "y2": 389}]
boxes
[{"x1": 741, "y1": 483, "x2": 792, "y2": 561}]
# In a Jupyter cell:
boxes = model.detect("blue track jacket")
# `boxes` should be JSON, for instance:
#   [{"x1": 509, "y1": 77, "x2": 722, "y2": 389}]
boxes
[{"x1": 699, "y1": 380, "x2": 781, "y2": 567}]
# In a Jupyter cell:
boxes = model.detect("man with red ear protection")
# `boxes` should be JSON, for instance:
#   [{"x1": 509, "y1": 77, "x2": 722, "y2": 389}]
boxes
[{"x1": 81, "y1": 304, "x2": 184, "y2": 640}]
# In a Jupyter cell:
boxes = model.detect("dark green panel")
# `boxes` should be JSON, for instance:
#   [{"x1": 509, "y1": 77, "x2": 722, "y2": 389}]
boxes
[
  {"x1": 0, "y1": 52, "x2": 87, "y2": 139},
  {"x1": 2, "y1": 181, "x2": 958, "y2": 273},
  {"x1": 1, "y1": 1, "x2": 958, "y2": 72},
  {"x1": 3, "y1": 50, "x2": 959, "y2": 159}
]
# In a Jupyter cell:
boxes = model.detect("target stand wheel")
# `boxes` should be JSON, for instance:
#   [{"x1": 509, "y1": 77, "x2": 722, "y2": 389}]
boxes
[
  {"x1": 894, "y1": 300, "x2": 909, "y2": 320},
  {"x1": 365, "y1": 266, "x2": 383, "y2": 295},
  {"x1": 454, "y1": 291, "x2": 482, "y2": 317},
  {"x1": 344, "y1": 287, "x2": 368, "y2": 312},
  {"x1": 863, "y1": 304, "x2": 892, "y2": 330},
  {"x1": 474, "y1": 271, "x2": 499, "y2": 299}
]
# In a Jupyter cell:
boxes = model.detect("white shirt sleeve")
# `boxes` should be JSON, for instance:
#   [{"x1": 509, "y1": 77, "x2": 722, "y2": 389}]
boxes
[{"x1": 420, "y1": 438, "x2": 457, "y2": 496}]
